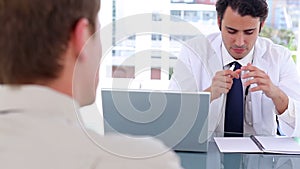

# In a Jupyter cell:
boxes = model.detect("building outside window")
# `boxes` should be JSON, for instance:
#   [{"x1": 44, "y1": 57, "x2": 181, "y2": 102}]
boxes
[{"x1": 99, "y1": 0, "x2": 300, "y2": 90}]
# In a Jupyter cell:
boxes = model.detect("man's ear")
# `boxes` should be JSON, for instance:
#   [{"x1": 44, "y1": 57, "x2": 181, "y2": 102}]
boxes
[{"x1": 72, "y1": 18, "x2": 90, "y2": 57}]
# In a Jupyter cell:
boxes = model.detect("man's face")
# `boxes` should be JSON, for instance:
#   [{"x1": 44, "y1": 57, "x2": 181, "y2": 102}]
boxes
[
  {"x1": 75, "y1": 19, "x2": 102, "y2": 106},
  {"x1": 219, "y1": 7, "x2": 261, "y2": 60}
]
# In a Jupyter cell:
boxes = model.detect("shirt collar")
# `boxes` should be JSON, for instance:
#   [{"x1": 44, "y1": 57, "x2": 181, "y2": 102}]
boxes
[
  {"x1": 222, "y1": 42, "x2": 254, "y2": 67},
  {"x1": 0, "y1": 85, "x2": 80, "y2": 125}
]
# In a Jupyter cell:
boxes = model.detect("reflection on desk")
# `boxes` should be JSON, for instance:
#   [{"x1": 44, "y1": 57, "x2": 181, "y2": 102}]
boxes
[{"x1": 176, "y1": 141, "x2": 300, "y2": 169}]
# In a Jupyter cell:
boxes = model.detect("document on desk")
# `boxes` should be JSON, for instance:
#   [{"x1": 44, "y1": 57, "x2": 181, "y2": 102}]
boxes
[
  {"x1": 214, "y1": 136, "x2": 300, "y2": 154},
  {"x1": 214, "y1": 137, "x2": 262, "y2": 153}
]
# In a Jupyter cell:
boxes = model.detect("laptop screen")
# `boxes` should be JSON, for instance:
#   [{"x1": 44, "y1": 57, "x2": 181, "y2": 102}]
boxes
[{"x1": 101, "y1": 89, "x2": 210, "y2": 152}]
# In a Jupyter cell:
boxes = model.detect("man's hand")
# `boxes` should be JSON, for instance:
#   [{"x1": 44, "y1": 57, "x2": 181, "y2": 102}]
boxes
[
  {"x1": 241, "y1": 63, "x2": 288, "y2": 114},
  {"x1": 205, "y1": 69, "x2": 241, "y2": 101},
  {"x1": 242, "y1": 63, "x2": 276, "y2": 98}
]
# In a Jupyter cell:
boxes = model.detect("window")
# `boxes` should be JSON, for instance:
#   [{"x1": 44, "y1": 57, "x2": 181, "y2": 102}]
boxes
[
  {"x1": 170, "y1": 10, "x2": 182, "y2": 21},
  {"x1": 151, "y1": 34, "x2": 162, "y2": 41},
  {"x1": 152, "y1": 13, "x2": 162, "y2": 21},
  {"x1": 184, "y1": 10, "x2": 201, "y2": 22},
  {"x1": 99, "y1": 0, "x2": 300, "y2": 89}
]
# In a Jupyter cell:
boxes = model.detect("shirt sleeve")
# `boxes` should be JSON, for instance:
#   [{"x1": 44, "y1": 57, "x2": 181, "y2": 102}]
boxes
[
  {"x1": 277, "y1": 97, "x2": 295, "y2": 120},
  {"x1": 277, "y1": 96, "x2": 298, "y2": 136}
]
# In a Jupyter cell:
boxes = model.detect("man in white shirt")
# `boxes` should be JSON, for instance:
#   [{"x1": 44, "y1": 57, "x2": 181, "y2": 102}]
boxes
[
  {"x1": 169, "y1": 0, "x2": 300, "y2": 137},
  {"x1": 0, "y1": 0, "x2": 183, "y2": 168}
]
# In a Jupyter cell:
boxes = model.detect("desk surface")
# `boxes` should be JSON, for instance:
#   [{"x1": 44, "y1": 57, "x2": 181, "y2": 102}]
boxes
[{"x1": 176, "y1": 141, "x2": 300, "y2": 169}]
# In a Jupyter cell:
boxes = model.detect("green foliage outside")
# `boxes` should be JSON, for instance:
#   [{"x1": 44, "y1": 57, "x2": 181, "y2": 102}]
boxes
[{"x1": 260, "y1": 26, "x2": 298, "y2": 63}]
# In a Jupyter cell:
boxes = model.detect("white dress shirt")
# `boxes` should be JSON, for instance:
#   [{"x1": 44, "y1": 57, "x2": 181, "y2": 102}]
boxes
[{"x1": 0, "y1": 85, "x2": 183, "y2": 169}]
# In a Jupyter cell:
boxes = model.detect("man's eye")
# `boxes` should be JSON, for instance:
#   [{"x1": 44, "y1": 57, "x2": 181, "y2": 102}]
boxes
[
  {"x1": 228, "y1": 30, "x2": 236, "y2": 34},
  {"x1": 245, "y1": 30, "x2": 254, "y2": 35}
]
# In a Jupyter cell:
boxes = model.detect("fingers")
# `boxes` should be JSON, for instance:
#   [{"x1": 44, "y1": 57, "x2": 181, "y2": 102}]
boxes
[
  {"x1": 241, "y1": 63, "x2": 269, "y2": 86},
  {"x1": 241, "y1": 63, "x2": 266, "y2": 78},
  {"x1": 210, "y1": 68, "x2": 244, "y2": 100},
  {"x1": 211, "y1": 69, "x2": 239, "y2": 99},
  {"x1": 216, "y1": 69, "x2": 241, "y2": 79},
  {"x1": 232, "y1": 69, "x2": 242, "y2": 79},
  {"x1": 242, "y1": 70, "x2": 267, "y2": 79},
  {"x1": 241, "y1": 63, "x2": 276, "y2": 98},
  {"x1": 214, "y1": 70, "x2": 236, "y2": 86},
  {"x1": 213, "y1": 73, "x2": 233, "y2": 84},
  {"x1": 243, "y1": 77, "x2": 267, "y2": 87}
]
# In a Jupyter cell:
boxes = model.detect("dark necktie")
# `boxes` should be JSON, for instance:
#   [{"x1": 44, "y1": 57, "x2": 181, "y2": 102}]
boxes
[{"x1": 224, "y1": 61, "x2": 243, "y2": 137}]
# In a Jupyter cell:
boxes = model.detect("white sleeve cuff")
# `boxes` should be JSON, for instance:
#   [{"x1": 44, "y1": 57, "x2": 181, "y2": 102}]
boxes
[{"x1": 277, "y1": 96, "x2": 296, "y2": 125}]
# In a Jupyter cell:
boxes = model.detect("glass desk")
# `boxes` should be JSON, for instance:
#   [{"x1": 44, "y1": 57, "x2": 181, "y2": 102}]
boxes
[{"x1": 176, "y1": 140, "x2": 300, "y2": 169}]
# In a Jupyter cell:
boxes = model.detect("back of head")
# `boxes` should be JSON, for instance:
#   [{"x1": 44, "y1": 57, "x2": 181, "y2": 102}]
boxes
[
  {"x1": 0, "y1": 0, "x2": 100, "y2": 84},
  {"x1": 216, "y1": 0, "x2": 268, "y2": 22}
]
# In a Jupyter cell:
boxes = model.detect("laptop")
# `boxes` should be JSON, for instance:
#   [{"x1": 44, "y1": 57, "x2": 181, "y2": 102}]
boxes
[{"x1": 101, "y1": 89, "x2": 211, "y2": 152}]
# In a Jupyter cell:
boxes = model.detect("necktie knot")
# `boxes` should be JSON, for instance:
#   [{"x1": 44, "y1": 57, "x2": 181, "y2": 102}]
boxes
[{"x1": 230, "y1": 61, "x2": 241, "y2": 71}]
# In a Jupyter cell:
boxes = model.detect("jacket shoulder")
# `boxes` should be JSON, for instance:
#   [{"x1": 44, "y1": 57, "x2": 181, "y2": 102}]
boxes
[
  {"x1": 256, "y1": 36, "x2": 291, "y2": 55},
  {"x1": 183, "y1": 33, "x2": 218, "y2": 56}
]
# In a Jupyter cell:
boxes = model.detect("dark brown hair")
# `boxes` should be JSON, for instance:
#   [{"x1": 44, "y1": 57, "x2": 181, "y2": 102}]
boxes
[
  {"x1": 216, "y1": 0, "x2": 268, "y2": 31},
  {"x1": 0, "y1": 0, "x2": 100, "y2": 84}
]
